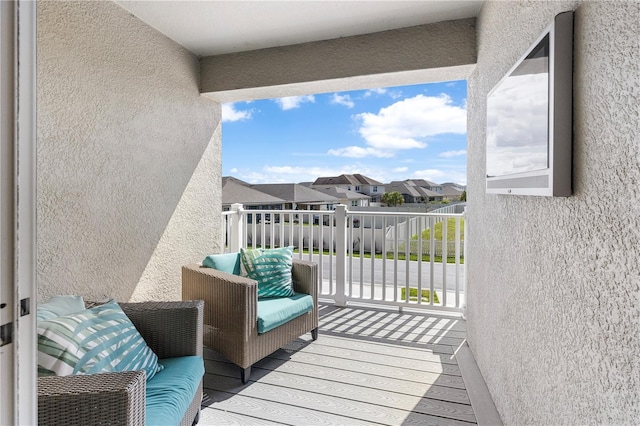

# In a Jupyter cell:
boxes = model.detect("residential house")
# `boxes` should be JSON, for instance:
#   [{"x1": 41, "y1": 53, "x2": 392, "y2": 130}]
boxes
[
  {"x1": 407, "y1": 178, "x2": 443, "y2": 194},
  {"x1": 251, "y1": 183, "x2": 339, "y2": 211},
  {"x1": 440, "y1": 182, "x2": 466, "y2": 201},
  {"x1": 312, "y1": 174, "x2": 385, "y2": 203},
  {"x1": 4, "y1": 1, "x2": 637, "y2": 424},
  {"x1": 385, "y1": 180, "x2": 443, "y2": 203},
  {"x1": 222, "y1": 176, "x2": 284, "y2": 211},
  {"x1": 305, "y1": 185, "x2": 371, "y2": 207}
]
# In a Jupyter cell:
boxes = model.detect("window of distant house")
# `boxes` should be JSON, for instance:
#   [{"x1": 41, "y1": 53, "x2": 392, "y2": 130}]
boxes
[
  {"x1": 347, "y1": 186, "x2": 351, "y2": 190},
  {"x1": 355, "y1": 186, "x2": 360, "y2": 191},
  {"x1": 372, "y1": 186, "x2": 378, "y2": 192},
  {"x1": 351, "y1": 200, "x2": 358, "y2": 206}
]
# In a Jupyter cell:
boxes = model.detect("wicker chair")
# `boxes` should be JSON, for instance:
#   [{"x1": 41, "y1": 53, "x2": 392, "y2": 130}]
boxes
[
  {"x1": 37, "y1": 300, "x2": 204, "y2": 426},
  {"x1": 182, "y1": 258, "x2": 318, "y2": 383}
]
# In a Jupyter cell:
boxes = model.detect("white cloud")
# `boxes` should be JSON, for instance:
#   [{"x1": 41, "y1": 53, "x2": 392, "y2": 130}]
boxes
[
  {"x1": 392, "y1": 167, "x2": 409, "y2": 173},
  {"x1": 355, "y1": 94, "x2": 466, "y2": 151},
  {"x1": 274, "y1": 95, "x2": 315, "y2": 110},
  {"x1": 363, "y1": 88, "x2": 387, "y2": 97},
  {"x1": 327, "y1": 146, "x2": 394, "y2": 158},
  {"x1": 331, "y1": 93, "x2": 355, "y2": 108},
  {"x1": 412, "y1": 168, "x2": 467, "y2": 186},
  {"x1": 234, "y1": 164, "x2": 389, "y2": 185},
  {"x1": 439, "y1": 150, "x2": 467, "y2": 158},
  {"x1": 222, "y1": 103, "x2": 252, "y2": 122},
  {"x1": 230, "y1": 167, "x2": 238, "y2": 173},
  {"x1": 363, "y1": 87, "x2": 402, "y2": 99}
]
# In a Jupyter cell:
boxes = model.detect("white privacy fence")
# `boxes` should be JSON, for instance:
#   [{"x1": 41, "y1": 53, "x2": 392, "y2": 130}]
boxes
[{"x1": 223, "y1": 204, "x2": 466, "y2": 313}]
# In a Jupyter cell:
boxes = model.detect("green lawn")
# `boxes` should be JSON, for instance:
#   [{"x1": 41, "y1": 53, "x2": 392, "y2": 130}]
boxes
[
  {"x1": 400, "y1": 287, "x2": 439, "y2": 303},
  {"x1": 412, "y1": 217, "x2": 465, "y2": 241}
]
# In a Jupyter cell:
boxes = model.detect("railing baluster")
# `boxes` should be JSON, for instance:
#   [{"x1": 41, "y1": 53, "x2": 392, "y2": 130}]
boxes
[
  {"x1": 455, "y1": 216, "x2": 461, "y2": 308},
  {"x1": 442, "y1": 217, "x2": 448, "y2": 307},
  {"x1": 393, "y1": 216, "x2": 398, "y2": 302},
  {"x1": 297, "y1": 212, "x2": 303, "y2": 259},
  {"x1": 359, "y1": 214, "x2": 365, "y2": 300},
  {"x1": 429, "y1": 216, "x2": 435, "y2": 307},
  {"x1": 370, "y1": 217, "x2": 375, "y2": 301},
  {"x1": 381, "y1": 215, "x2": 387, "y2": 302},
  {"x1": 330, "y1": 213, "x2": 335, "y2": 296},
  {"x1": 348, "y1": 213, "x2": 353, "y2": 298},
  {"x1": 405, "y1": 214, "x2": 410, "y2": 304},
  {"x1": 334, "y1": 205, "x2": 347, "y2": 307}
]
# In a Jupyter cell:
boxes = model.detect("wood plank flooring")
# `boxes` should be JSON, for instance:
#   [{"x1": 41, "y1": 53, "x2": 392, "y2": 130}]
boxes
[{"x1": 200, "y1": 303, "x2": 486, "y2": 425}]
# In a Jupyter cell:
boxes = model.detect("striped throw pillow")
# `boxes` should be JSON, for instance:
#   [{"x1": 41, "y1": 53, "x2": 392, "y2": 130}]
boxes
[
  {"x1": 37, "y1": 301, "x2": 162, "y2": 381},
  {"x1": 240, "y1": 246, "x2": 296, "y2": 299}
]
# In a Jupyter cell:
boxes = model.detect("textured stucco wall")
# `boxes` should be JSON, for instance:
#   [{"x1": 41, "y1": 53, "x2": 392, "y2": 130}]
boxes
[
  {"x1": 37, "y1": 1, "x2": 222, "y2": 303},
  {"x1": 201, "y1": 18, "x2": 476, "y2": 99},
  {"x1": 467, "y1": 1, "x2": 640, "y2": 424}
]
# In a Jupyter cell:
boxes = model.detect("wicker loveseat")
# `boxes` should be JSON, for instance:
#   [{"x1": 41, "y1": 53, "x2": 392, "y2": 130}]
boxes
[
  {"x1": 182, "y1": 257, "x2": 318, "y2": 383},
  {"x1": 37, "y1": 300, "x2": 204, "y2": 426}
]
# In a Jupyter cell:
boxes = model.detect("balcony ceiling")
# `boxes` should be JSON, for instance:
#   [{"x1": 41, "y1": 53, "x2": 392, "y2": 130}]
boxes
[{"x1": 115, "y1": 1, "x2": 484, "y2": 57}]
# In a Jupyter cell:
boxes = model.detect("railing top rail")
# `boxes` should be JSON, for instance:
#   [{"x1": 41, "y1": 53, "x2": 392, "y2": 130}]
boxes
[
  {"x1": 345, "y1": 210, "x2": 464, "y2": 218},
  {"x1": 236, "y1": 209, "x2": 332, "y2": 215},
  {"x1": 227, "y1": 207, "x2": 465, "y2": 218}
]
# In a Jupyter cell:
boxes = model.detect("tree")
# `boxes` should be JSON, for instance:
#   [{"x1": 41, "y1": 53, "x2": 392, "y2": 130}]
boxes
[
  {"x1": 381, "y1": 191, "x2": 404, "y2": 207},
  {"x1": 460, "y1": 190, "x2": 467, "y2": 201}
]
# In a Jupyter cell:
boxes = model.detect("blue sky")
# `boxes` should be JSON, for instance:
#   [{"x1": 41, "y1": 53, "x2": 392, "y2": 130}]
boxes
[{"x1": 222, "y1": 80, "x2": 467, "y2": 185}]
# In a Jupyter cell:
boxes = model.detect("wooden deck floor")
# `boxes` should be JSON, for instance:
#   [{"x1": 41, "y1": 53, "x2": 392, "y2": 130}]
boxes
[{"x1": 200, "y1": 302, "x2": 496, "y2": 425}]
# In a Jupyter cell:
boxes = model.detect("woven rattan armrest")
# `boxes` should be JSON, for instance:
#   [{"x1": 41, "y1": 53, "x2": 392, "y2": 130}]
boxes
[
  {"x1": 291, "y1": 258, "x2": 318, "y2": 296},
  {"x1": 182, "y1": 264, "x2": 257, "y2": 342},
  {"x1": 119, "y1": 300, "x2": 204, "y2": 359},
  {"x1": 38, "y1": 370, "x2": 146, "y2": 426}
]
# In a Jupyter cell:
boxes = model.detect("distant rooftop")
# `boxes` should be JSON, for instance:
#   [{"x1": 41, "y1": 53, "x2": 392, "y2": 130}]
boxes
[{"x1": 312, "y1": 173, "x2": 383, "y2": 186}]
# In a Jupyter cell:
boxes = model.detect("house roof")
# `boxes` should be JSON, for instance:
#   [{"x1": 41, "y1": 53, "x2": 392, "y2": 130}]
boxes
[
  {"x1": 311, "y1": 186, "x2": 371, "y2": 200},
  {"x1": 222, "y1": 177, "x2": 284, "y2": 205},
  {"x1": 312, "y1": 174, "x2": 383, "y2": 186},
  {"x1": 386, "y1": 181, "x2": 441, "y2": 198},
  {"x1": 404, "y1": 178, "x2": 441, "y2": 188},
  {"x1": 253, "y1": 184, "x2": 339, "y2": 204},
  {"x1": 440, "y1": 185, "x2": 464, "y2": 197}
]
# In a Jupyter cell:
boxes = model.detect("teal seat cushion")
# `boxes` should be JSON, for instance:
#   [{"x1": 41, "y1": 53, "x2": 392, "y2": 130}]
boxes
[
  {"x1": 146, "y1": 356, "x2": 204, "y2": 426},
  {"x1": 202, "y1": 252, "x2": 241, "y2": 275},
  {"x1": 257, "y1": 294, "x2": 314, "y2": 334}
]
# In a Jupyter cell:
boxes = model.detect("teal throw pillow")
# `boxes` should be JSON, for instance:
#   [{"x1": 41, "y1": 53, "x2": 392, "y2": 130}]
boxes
[
  {"x1": 202, "y1": 252, "x2": 241, "y2": 275},
  {"x1": 37, "y1": 295, "x2": 86, "y2": 322},
  {"x1": 240, "y1": 246, "x2": 295, "y2": 299},
  {"x1": 37, "y1": 300, "x2": 163, "y2": 381}
]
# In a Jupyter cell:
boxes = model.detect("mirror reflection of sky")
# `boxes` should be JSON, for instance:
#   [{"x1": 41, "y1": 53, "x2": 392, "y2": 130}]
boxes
[{"x1": 486, "y1": 57, "x2": 549, "y2": 177}]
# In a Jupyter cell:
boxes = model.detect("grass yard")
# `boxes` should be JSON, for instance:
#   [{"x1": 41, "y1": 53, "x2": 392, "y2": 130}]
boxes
[{"x1": 400, "y1": 287, "x2": 440, "y2": 303}]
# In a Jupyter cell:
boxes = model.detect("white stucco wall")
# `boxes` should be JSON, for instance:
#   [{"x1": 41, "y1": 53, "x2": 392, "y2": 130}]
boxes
[
  {"x1": 467, "y1": 1, "x2": 639, "y2": 424},
  {"x1": 37, "y1": 1, "x2": 222, "y2": 302}
]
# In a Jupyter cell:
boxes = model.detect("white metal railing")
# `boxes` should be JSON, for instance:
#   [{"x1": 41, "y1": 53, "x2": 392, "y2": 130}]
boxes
[{"x1": 222, "y1": 203, "x2": 466, "y2": 313}]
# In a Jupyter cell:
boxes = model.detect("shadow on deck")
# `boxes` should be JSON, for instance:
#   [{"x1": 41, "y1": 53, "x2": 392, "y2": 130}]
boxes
[{"x1": 199, "y1": 302, "x2": 500, "y2": 425}]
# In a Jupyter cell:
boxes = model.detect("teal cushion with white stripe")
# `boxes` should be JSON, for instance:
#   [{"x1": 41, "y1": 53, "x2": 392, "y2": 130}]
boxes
[
  {"x1": 37, "y1": 300, "x2": 162, "y2": 381},
  {"x1": 36, "y1": 295, "x2": 86, "y2": 322},
  {"x1": 240, "y1": 246, "x2": 295, "y2": 299}
]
